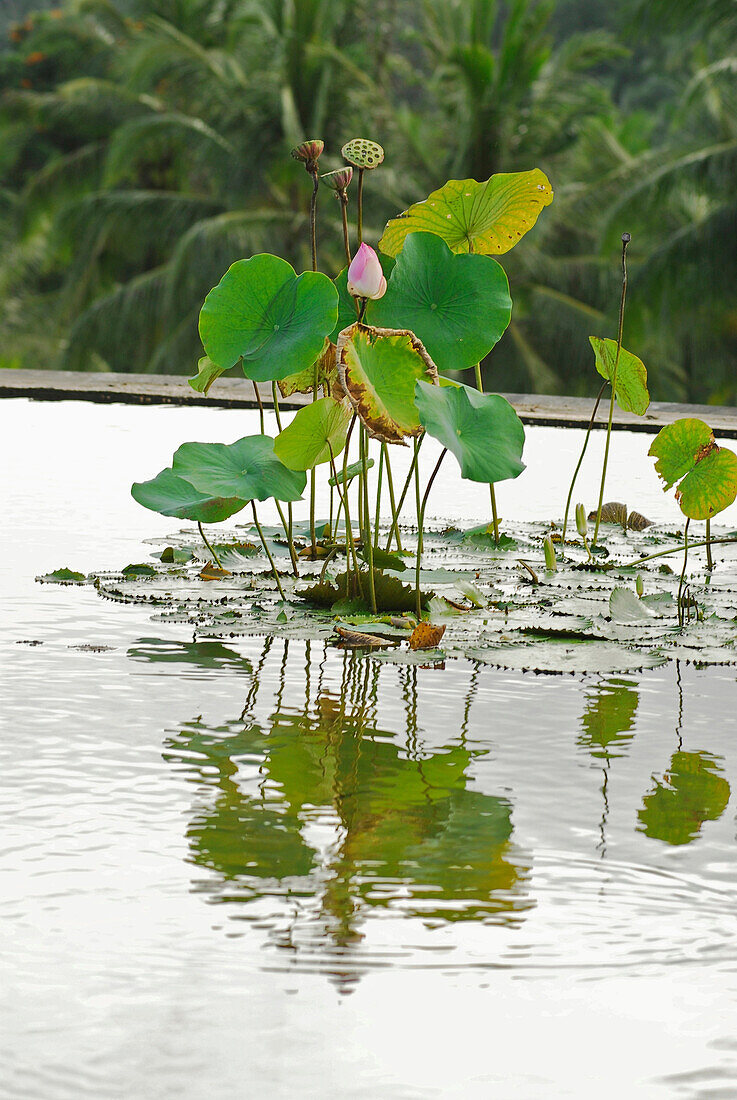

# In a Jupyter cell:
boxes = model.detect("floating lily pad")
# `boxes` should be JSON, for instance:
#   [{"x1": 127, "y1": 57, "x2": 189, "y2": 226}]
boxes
[
  {"x1": 131, "y1": 468, "x2": 247, "y2": 523},
  {"x1": 415, "y1": 380, "x2": 525, "y2": 483},
  {"x1": 379, "y1": 170, "x2": 554, "y2": 257},
  {"x1": 589, "y1": 337, "x2": 650, "y2": 415},
  {"x1": 467, "y1": 640, "x2": 665, "y2": 674},
  {"x1": 337, "y1": 324, "x2": 438, "y2": 444},
  {"x1": 367, "y1": 648, "x2": 447, "y2": 665},
  {"x1": 172, "y1": 435, "x2": 306, "y2": 502},
  {"x1": 273, "y1": 397, "x2": 351, "y2": 471},
  {"x1": 37, "y1": 567, "x2": 87, "y2": 584},
  {"x1": 649, "y1": 419, "x2": 737, "y2": 520},
  {"x1": 609, "y1": 587, "x2": 656, "y2": 623},
  {"x1": 199, "y1": 254, "x2": 338, "y2": 382},
  {"x1": 369, "y1": 232, "x2": 511, "y2": 373}
]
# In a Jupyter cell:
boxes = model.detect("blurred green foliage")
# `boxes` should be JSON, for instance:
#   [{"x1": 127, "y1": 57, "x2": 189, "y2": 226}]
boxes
[{"x1": 1, "y1": 0, "x2": 736, "y2": 401}]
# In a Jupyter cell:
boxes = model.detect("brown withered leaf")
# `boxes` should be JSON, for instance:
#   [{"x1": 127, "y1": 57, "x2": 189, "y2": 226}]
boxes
[
  {"x1": 278, "y1": 338, "x2": 344, "y2": 400},
  {"x1": 334, "y1": 625, "x2": 395, "y2": 648},
  {"x1": 199, "y1": 562, "x2": 232, "y2": 581},
  {"x1": 589, "y1": 502, "x2": 628, "y2": 529},
  {"x1": 627, "y1": 510, "x2": 654, "y2": 531},
  {"x1": 408, "y1": 622, "x2": 446, "y2": 650}
]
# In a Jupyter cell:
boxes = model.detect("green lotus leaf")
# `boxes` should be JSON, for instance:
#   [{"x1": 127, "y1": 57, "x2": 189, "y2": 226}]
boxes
[
  {"x1": 277, "y1": 338, "x2": 343, "y2": 399},
  {"x1": 329, "y1": 257, "x2": 395, "y2": 344},
  {"x1": 199, "y1": 254, "x2": 338, "y2": 382},
  {"x1": 336, "y1": 323, "x2": 438, "y2": 445},
  {"x1": 273, "y1": 397, "x2": 351, "y2": 471},
  {"x1": 379, "y1": 169, "x2": 554, "y2": 257},
  {"x1": 131, "y1": 467, "x2": 247, "y2": 523},
  {"x1": 368, "y1": 232, "x2": 511, "y2": 373},
  {"x1": 188, "y1": 356, "x2": 229, "y2": 396},
  {"x1": 415, "y1": 379, "x2": 525, "y2": 484},
  {"x1": 589, "y1": 337, "x2": 650, "y2": 415},
  {"x1": 649, "y1": 418, "x2": 737, "y2": 520},
  {"x1": 171, "y1": 435, "x2": 306, "y2": 502}
]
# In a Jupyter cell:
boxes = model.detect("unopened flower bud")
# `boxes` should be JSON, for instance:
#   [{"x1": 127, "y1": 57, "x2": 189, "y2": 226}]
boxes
[
  {"x1": 543, "y1": 535, "x2": 557, "y2": 572},
  {"x1": 320, "y1": 167, "x2": 353, "y2": 192},
  {"x1": 291, "y1": 139, "x2": 324, "y2": 173},
  {"x1": 636, "y1": 574, "x2": 644, "y2": 597},
  {"x1": 575, "y1": 503, "x2": 588, "y2": 539},
  {"x1": 347, "y1": 242, "x2": 387, "y2": 300}
]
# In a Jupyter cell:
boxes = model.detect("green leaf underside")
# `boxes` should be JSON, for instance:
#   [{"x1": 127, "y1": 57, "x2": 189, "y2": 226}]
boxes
[
  {"x1": 131, "y1": 468, "x2": 247, "y2": 523},
  {"x1": 274, "y1": 398, "x2": 351, "y2": 470},
  {"x1": 368, "y1": 232, "x2": 511, "y2": 373},
  {"x1": 379, "y1": 170, "x2": 554, "y2": 257},
  {"x1": 188, "y1": 356, "x2": 229, "y2": 396},
  {"x1": 415, "y1": 380, "x2": 526, "y2": 484},
  {"x1": 649, "y1": 418, "x2": 737, "y2": 520},
  {"x1": 199, "y1": 254, "x2": 337, "y2": 382},
  {"x1": 277, "y1": 339, "x2": 341, "y2": 399},
  {"x1": 589, "y1": 337, "x2": 650, "y2": 416},
  {"x1": 609, "y1": 587, "x2": 656, "y2": 623},
  {"x1": 337, "y1": 324, "x2": 438, "y2": 444},
  {"x1": 172, "y1": 435, "x2": 306, "y2": 502}
]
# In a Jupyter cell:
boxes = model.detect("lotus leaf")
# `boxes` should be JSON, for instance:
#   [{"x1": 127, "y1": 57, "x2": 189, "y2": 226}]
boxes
[
  {"x1": 273, "y1": 397, "x2": 351, "y2": 470},
  {"x1": 589, "y1": 337, "x2": 650, "y2": 415},
  {"x1": 649, "y1": 418, "x2": 737, "y2": 520},
  {"x1": 199, "y1": 254, "x2": 338, "y2": 382},
  {"x1": 171, "y1": 435, "x2": 306, "y2": 502},
  {"x1": 131, "y1": 467, "x2": 247, "y2": 523}
]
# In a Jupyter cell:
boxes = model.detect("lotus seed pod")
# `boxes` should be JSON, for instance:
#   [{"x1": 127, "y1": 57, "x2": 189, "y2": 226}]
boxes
[
  {"x1": 575, "y1": 503, "x2": 588, "y2": 538},
  {"x1": 636, "y1": 574, "x2": 644, "y2": 597},
  {"x1": 341, "y1": 138, "x2": 385, "y2": 170},
  {"x1": 320, "y1": 167, "x2": 353, "y2": 192},
  {"x1": 291, "y1": 139, "x2": 324, "y2": 172},
  {"x1": 543, "y1": 535, "x2": 557, "y2": 572}
]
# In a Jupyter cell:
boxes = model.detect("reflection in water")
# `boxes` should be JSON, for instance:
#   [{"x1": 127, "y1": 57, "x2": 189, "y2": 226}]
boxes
[
  {"x1": 639, "y1": 751, "x2": 731, "y2": 846},
  {"x1": 578, "y1": 678, "x2": 639, "y2": 857},
  {"x1": 153, "y1": 637, "x2": 532, "y2": 978}
]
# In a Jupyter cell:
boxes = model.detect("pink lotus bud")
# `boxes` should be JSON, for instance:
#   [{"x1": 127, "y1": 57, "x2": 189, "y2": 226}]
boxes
[{"x1": 346, "y1": 243, "x2": 387, "y2": 300}]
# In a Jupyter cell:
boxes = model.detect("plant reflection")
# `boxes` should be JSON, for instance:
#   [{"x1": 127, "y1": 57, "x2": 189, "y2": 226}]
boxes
[
  {"x1": 578, "y1": 677, "x2": 639, "y2": 856},
  {"x1": 155, "y1": 636, "x2": 532, "y2": 976}
]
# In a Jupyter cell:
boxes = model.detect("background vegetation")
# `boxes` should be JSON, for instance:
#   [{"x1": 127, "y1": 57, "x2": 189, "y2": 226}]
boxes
[{"x1": 0, "y1": 0, "x2": 735, "y2": 402}]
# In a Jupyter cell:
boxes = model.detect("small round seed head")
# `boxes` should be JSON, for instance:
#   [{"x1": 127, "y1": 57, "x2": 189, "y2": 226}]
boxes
[
  {"x1": 341, "y1": 138, "x2": 384, "y2": 170},
  {"x1": 291, "y1": 139, "x2": 324, "y2": 172},
  {"x1": 622, "y1": 232, "x2": 631, "y2": 244},
  {"x1": 320, "y1": 167, "x2": 353, "y2": 192}
]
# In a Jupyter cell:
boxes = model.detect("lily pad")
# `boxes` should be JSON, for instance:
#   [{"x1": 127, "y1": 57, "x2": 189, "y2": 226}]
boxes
[
  {"x1": 369, "y1": 232, "x2": 511, "y2": 373},
  {"x1": 172, "y1": 435, "x2": 306, "y2": 502},
  {"x1": 589, "y1": 337, "x2": 650, "y2": 416},
  {"x1": 415, "y1": 380, "x2": 525, "y2": 483},
  {"x1": 649, "y1": 419, "x2": 737, "y2": 520},
  {"x1": 467, "y1": 640, "x2": 665, "y2": 675},
  {"x1": 273, "y1": 397, "x2": 351, "y2": 470},
  {"x1": 379, "y1": 169, "x2": 554, "y2": 257},
  {"x1": 609, "y1": 587, "x2": 657, "y2": 623},
  {"x1": 199, "y1": 254, "x2": 338, "y2": 382},
  {"x1": 131, "y1": 468, "x2": 247, "y2": 523},
  {"x1": 337, "y1": 324, "x2": 438, "y2": 445},
  {"x1": 37, "y1": 567, "x2": 87, "y2": 584}
]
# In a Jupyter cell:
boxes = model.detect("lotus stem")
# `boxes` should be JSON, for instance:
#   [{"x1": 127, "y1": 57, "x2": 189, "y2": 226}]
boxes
[
  {"x1": 382, "y1": 443, "x2": 403, "y2": 552},
  {"x1": 272, "y1": 382, "x2": 296, "y2": 564},
  {"x1": 620, "y1": 534, "x2": 737, "y2": 570},
  {"x1": 251, "y1": 502, "x2": 286, "y2": 601},
  {"x1": 414, "y1": 446, "x2": 448, "y2": 618},
  {"x1": 561, "y1": 380, "x2": 608, "y2": 544},
  {"x1": 340, "y1": 195, "x2": 351, "y2": 268},
  {"x1": 357, "y1": 167, "x2": 364, "y2": 245},
  {"x1": 387, "y1": 437, "x2": 423, "y2": 551},
  {"x1": 309, "y1": 168, "x2": 319, "y2": 273},
  {"x1": 473, "y1": 360, "x2": 500, "y2": 545},
  {"x1": 275, "y1": 500, "x2": 299, "y2": 576},
  {"x1": 360, "y1": 426, "x2": 377, "y2": 613},
  {"x1": 252, "y1": 380, "x2": 266, "y2": 435},
  {"x1": 373, "y1": 442, "x2": 384, "y2": 551},
  {"x1": 706, "y1": 517, "x2": 714, "y2": 570},
  {"x1": 197, "y1": 521, "x2": 223, "y2": 568},
  {"x1": 592, "y1": 234, "x2": 630, "y2": 547},
  {"x1": 333, "y1": 421, "x2": 364, "y2": 598},
  {"x1": 677, "y1": 518, "x2": 691, "y2": 628}
]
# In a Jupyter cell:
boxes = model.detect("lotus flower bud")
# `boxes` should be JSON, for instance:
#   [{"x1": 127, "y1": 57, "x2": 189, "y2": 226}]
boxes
[
  {"x1": 291, "y1": 139, "x2": 324, "y2": 173},
  {"x1": 543, "y1": 534, "x2": 557, "y2": 572},
  {"x1": 636, "y1": 574, "x2": 644, "y2": 597},
  {"x1": 346, "y1": 242, "x2": 387, "y2": 300},
  {"x1": 575, "y1": 503, "x2": 588, "y2": 539}
]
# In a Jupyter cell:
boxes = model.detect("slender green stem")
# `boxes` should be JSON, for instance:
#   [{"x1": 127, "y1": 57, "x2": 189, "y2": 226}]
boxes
[
  {"x1": 336, "y1": 419, "x2": 364, "y2": 597},
  {"x1": 561, "y1": 380, "x2": 608, "y2": 544},
  {"x1": 340, "y1": 195, "x2": 351, "y2": 267},
  {"x1": 357, "y1": 167, "x2": 364, "y2": 245},
  {"x1": 275, "y1": 500, "x2": 299, "y2": 576},
  {"x1": 620, "y1": 534, "x2": 737, "y2": 570},
  {"x1": 271, "y1": 382, "x2": 283, "y2": 431},
  {"x1": 251, "y1": 502, "x2": 286, "y2": 601},
  {"x1": 360, "y1": 427, "x2": 377, "y2": 613},
  {"x1": 197, "y1": 521, "x2": 223, "y2": 568},
  {"x1": 373, "y1": 443, "x2": 384, "y2": 551},
  {"x1": 706, "y1": 517, "x2": 714, "y2": 570},
  {"x1": 473, "y1": 360, "x2": 499, "y2": 544},
  {"x1": 414, "y1": 446, "x2": 448, "y2": 618},
  {"x1": 271, "y1": 382, "x2": 295, "y2": 561},
  {"x1": 252, "y1": 380, "x2": 265, "y2": 435},
  {"x1": 677, "y1": 519, "x2": 691, "y2": 628},
  {"x1": 382, "y1": 443, "x2": 403, "y2": 552},
  {"x1": 309, "y1": 168, "x2": 319, "y2": 273},
  {"x1": 387, "y1": 438, "x2": 423, "y2": 550},
  {"x1": 592, "y1": 234, "x2": 630, "y2": 547}
]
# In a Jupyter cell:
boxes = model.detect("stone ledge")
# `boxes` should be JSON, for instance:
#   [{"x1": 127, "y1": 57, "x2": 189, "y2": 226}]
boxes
[{"x1": 3, "y1": 369, "x2": 737, "y2": 437}]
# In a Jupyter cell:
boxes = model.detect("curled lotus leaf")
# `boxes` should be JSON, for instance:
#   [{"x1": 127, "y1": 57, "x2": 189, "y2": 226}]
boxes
[
  {"x1": 273, "y1": 397, "x2": 351, "y2": 471},
  {"x1": 379, "y1": 169, "x2": 553, "y2": 257},
  {"x1": 649, "y1": 418, "x2": 737, "y2": 520},
  {"x1": 415, "y1": 379, "x2": 526, "y2": 484},
  {"x1": 199, "y1": 254, "x2": 338, "y2": 382},
  {"x1": 369, "y1": 232, "x2": 512, "y2": 373},
  {"x1": 131, "y1": 467, "x2": 247, "y2": 523},
  {"x1": 172, "y1": 435, "x2": 306, "y2": 502},
  {"x1": 188, "y1": 356, "x2": 229, "y2": 397},
  {"x1": 278, "y1": 338, "x2": 344, "y2": 400},
  {"x1": 589, "y1": 337, "x2": 650, "y2": 416},
  {"x1": 336, "y1": 323, "x2": 439, "y2": 445}
]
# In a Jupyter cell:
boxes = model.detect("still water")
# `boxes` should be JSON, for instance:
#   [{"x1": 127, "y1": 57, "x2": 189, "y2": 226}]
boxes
[{"x1": 3, "y1": 399, "x2": 737, "y2": 1098}]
